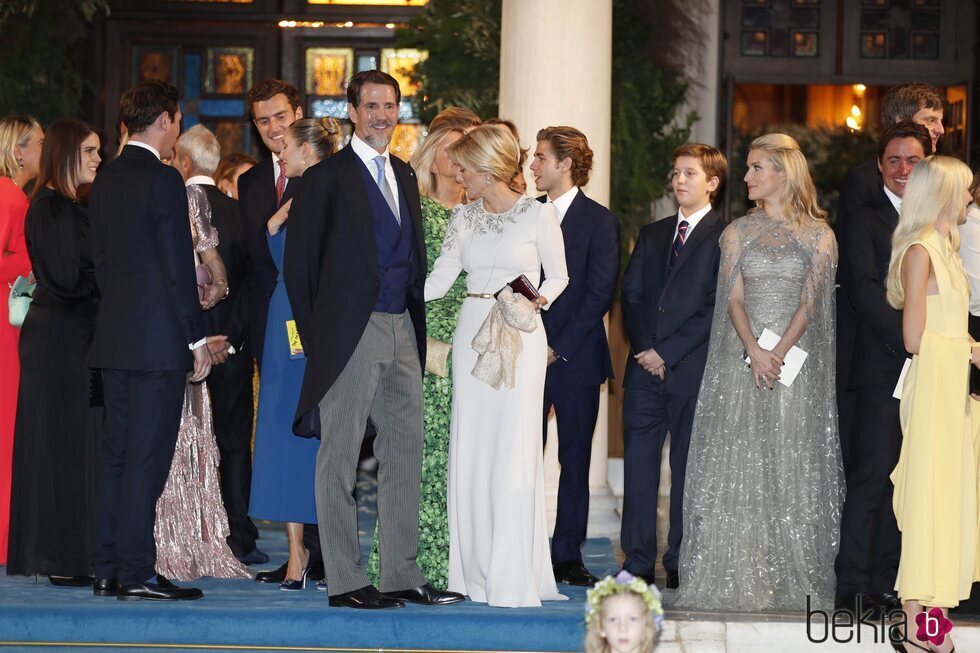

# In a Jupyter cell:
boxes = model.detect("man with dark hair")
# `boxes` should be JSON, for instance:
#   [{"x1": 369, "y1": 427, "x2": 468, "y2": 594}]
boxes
[
  {"x1": 284, "y1": 70, "x2": 462, "y2": 609},
  {"x1": 836, "y1": 82, "x2": 946, "y2": 495},
  {"x1": 237, "y1": 78, "x2": 324, "y2": 581},
  {"x1": 835, "y1": 121, "x2": 932, "y2": 619},
  {"x1": 619, "y1": 143, "x2": 727, "y2": 590},
  {"x1": 530, "y1": 126, "x2": 619, "y2": 587},
  {"x1": 88, "y1": 80, "x2": 211, "y2": 601}
]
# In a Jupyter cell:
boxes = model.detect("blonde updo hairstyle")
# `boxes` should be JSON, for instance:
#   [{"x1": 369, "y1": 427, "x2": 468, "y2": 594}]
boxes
[
  {"x1": 412, "y1": 126, "x2": 465, "y2": 198},
  {"x1": 748, "y1": 132, "x2": 827, "y2": 226},
  {"x1": 447, "y1": 124, "x2": 521, "y2": 186},
  {"x1": 885, "y1": 155, "x2": 973, "y2": 309},
  {"x1": 0, "y1": 115, "x2": 42, "y2": 179},
  {"x1": 287, "y1": 117, "x2": 343, "y2": 162}
]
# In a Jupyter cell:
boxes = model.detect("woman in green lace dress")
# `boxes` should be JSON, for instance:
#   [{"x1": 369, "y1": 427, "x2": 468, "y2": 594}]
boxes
[{"x1": 368, "y1": 109, "x2": 480, "y2": 589}]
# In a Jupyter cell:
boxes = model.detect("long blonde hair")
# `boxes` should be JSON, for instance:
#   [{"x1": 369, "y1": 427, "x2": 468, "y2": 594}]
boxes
[
  {"x1": 411, "y1": 126, "x2": 464, "y2": 198},
  {"x1": 583, "y1": 592, "x2": 656, "y2": 653},
  {"x1": 886, "y1": 155, "x2": 973, "y2": 308},
  {"x1": 748, "y1": 133, "x2": 827, "y2": 225}
]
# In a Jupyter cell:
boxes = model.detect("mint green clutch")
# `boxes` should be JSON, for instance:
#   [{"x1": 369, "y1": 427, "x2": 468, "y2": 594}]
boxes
[{"x1": 8, "y1": 274, "x2": 35, "y2": 327}]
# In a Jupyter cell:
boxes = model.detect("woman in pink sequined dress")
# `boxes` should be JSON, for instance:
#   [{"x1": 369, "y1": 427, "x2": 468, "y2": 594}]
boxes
[{"x1": 153, "y1": 167, "x2": 251, "y2": 581}]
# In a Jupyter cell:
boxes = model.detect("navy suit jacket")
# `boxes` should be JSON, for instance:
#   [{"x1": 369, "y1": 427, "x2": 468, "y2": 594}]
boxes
[
  {"x1": 88, "y1": 145, "x2": 204, "y2": 371},
  {"x1": 836, "y1": 158, "x2": 880, "y2": 226},
  {"x1": 237, "y1": 157, "x2": 296, "y2": 367},
  {"x1": 540, "y1": 191, "x2": 620, "y2": 386},
  {"x1": 283, "y1": 145, "x2": 427, "y2": 437},
  {"x1": 200, "y1": 185, "x2": 249, "y2": 353},
  {"x1": 839, "y1": 187, "x2": 906, "y2": 388},
  {"x1": 620, "y1": 209, "x2": 724, "y2": 397}
]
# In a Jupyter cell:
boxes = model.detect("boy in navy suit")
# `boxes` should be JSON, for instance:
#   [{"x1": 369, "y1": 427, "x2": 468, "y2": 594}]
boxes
[{"x1": 619, "y1": 144, "x2": 727, "y2": 589}]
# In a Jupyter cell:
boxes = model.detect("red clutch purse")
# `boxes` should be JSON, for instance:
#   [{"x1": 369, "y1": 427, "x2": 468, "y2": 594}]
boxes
[{"x1": 494, "y1": 274, "x2": 539, "y2": 302}]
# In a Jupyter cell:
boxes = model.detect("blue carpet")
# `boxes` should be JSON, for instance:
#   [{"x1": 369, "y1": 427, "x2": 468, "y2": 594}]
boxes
[{"x1": 0, "y1": 470, "x2": 616, "y2": 652}]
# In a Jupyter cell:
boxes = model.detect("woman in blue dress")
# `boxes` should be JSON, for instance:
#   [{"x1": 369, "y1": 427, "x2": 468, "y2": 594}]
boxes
[{"x1": 249, "y1": 117, "x2": 342, "y2": 591}]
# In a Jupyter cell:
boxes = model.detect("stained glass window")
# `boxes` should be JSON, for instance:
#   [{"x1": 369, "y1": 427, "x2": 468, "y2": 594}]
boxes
[
  {"x1": 205, "y1": 47, "x2": 254, "y2": 94},
  {"x1": 739, "y1": 0, "x2": 820, "y2": 58},
  {"x1": 380, "y1": 49, "x2": 426, "y2": 98},
  {"x1": 859, "y1": 0, "x2": 940, "y2": 59},
  {"x1": 306, "y1": 48, "x2": 354, "y2": 97}
]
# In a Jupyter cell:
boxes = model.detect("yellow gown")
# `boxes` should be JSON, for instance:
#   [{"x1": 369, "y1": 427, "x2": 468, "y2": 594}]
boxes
[{"x1": 892, "y1": 230, "x2": 980, "y2": 607}]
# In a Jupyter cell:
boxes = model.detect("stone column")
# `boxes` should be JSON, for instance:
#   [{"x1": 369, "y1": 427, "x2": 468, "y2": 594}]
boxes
[{"x1": 499, "y1": 0, "x2": 619, "y2": 537}]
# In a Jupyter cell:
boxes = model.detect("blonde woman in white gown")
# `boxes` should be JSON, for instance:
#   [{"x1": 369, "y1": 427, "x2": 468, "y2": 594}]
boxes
[{"x1": 424, "y1": 124, "x2": 569, "y2": 607}]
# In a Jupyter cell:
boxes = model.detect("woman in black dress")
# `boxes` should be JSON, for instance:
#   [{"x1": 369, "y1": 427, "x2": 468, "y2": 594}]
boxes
[{"x1": 6, "y1": 118, "x2": 103, "y2": 585}]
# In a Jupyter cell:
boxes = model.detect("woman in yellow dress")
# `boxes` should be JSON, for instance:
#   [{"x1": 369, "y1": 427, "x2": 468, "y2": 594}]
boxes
[{"x1": 885, "y1": 155, "x2": 980, "y2": 653}]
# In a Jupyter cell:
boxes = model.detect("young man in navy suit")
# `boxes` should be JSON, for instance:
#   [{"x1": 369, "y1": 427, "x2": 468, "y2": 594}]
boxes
[
  {"x1": 88, "y1": 81, "x2": 211, "y2": 600},
  {"x1": 619, "y1": 144, "x2": 727, "y2": 589},
  {"x1": 834, "y1": 122, "x2": 931, "y2": 618},
  {"x1": 237, "y1": 79, "x2": 323, "y2": 580},
  {"x1": 531, "y1": 126, "x2": 620, "y2": 586}
]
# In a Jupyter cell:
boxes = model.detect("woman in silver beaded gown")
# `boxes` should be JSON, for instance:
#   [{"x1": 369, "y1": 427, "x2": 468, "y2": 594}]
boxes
[
  {"x1": 153, "y1": 181, "x2": 251, "y2": 581},
  {"x1": 666, "y1": 133, "x2": 844, "y2": 612}
]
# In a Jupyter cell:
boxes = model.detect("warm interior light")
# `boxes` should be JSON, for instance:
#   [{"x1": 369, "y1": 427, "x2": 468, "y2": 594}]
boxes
[
  {"x1": 846, "y1": 116, "x2": 860, "y2": 130},
  {"x1": 853, "y1": 83, "x2": 867, "y2": 94},
  {"x1": 851, "y1": 105, "x2": 862, "y2": 118}
]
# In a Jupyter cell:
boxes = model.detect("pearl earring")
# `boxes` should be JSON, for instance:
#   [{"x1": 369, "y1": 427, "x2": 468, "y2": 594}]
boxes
[
  {"x1": 485, "y1": 176, "x2": 492, "y2": 186},
  {"x1": 18, "y1": 160, "x2": 23, "y2": 168}
]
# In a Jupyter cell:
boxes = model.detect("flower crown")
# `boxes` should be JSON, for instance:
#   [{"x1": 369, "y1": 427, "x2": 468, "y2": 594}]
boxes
[{"x1": 585, "y1": 570, "x2": 665, "y2": 629}]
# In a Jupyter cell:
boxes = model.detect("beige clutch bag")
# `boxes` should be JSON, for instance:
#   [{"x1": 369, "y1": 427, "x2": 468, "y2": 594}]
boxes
[{"x1": 425, "y1": 336, "x2": 452, "y2": 377}]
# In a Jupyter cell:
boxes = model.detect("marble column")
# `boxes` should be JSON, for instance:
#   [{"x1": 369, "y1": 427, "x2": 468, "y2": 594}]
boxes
[{"x1": 499, "y1": 0, "x2": 619, "y2": 537}]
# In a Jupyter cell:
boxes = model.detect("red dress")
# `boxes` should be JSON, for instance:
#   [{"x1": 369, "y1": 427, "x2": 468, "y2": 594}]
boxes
[{"x1": 0, "y1": 177, "x2": 31, "y2": 564}]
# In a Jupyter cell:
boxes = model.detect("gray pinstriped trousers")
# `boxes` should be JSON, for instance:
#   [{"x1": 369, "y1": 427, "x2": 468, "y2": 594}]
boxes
[{"x1": 316, "y1": 311, "x2": 427, "y2": 596}]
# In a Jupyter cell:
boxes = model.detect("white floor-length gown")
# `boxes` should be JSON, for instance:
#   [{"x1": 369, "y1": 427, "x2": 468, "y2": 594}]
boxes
[{"x1": 425, "y1": 195, "x2": 569, "y2": 607}]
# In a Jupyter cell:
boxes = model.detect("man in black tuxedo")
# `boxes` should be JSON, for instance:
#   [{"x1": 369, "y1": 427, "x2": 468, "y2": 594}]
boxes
[
  {"x1": 237, "y1": 78, "x2": 323, "y2": 581},
  {"x1": 284, "y1": 70, "x2": 461, "y2": 610},
  {"x1": 834, "y1": 122, "x2": 932, "y2": 618},
  {"x1": 619, "y1": 144, "x2": 727, "y2": 589},
  {"x1": 530, "y1": 126, "x2": 620, "y2": 587},
  {"x1": 172, "y1": 124, "x2": 262, "y2": 565},
  {"x1": 88, "y1": 81, "x2": 211, "y2": 601},
  {"x1": 836, "y1": 83, "x2": 946, "y2": 481}
]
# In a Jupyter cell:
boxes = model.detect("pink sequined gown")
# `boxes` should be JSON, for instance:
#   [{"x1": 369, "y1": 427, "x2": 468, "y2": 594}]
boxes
[{"x1": 153, "y1": 184, "x2": 251, "y2": 581}]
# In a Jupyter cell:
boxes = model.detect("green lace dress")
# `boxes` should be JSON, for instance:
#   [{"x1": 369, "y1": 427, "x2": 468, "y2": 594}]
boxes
[{"x1": 368, "y1": 195, "x2": 466, "y2": 589}]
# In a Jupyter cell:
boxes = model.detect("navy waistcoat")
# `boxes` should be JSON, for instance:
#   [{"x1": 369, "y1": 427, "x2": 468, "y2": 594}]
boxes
[{"x1": 357, "y1": 160, "x2": 415, "y2": 313}]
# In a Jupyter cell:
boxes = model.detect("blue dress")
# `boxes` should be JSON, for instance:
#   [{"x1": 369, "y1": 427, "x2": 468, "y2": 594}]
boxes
[{"x1": 249, "y1": 228, "x2": 319, "y2": 524}]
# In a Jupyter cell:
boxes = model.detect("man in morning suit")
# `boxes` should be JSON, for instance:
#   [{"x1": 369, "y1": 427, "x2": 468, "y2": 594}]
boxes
[
  {"x1": 238, "y1": 78, "x2": 323, "y2": 579},
  {"x1": 619, "y1": 144, "x2": 727, "y2": 590},
  {"x1": 530, "y1": 126, "x2": 620, "y2": 587},
  {"x1": 834, "y1": 122, "x2": 932, "y2": 618},
  {"x1": 835, "y1": 83, "x2": 946, "y2": 481},
  {"x1": 172, "y1": 124, "x2": 261, "y2": 565},
  {"x1": 283, "y1": 70, "x2": 462, "y2": 610},
  {"x1": 88, "y1": 81, "x2": 211, "y2": 601}
]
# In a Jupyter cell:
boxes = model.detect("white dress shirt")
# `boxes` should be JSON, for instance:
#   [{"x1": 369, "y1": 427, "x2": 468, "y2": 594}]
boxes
[
  {"x1": 883, "y1": 185, "x2": 902, "y2": 215},
  {"x1": 674, "y1": 203, "x2": 713, "y2": 241},
  {"x1": 185, "y1": 174, "x2": 216, "y2": 187},
  {"x1": 351, "y1": 133, "x2": 400, "y2": 208},
  {"x1": 271, "y1": 152, "x2": 289, "y2": 192},
  {"x1": 127, "y1": 140, "x2": 161, "y2": 160},
  {"x1": 548, "y1": 186, "x2": 579, "y2": 224},
  {"x1": 960, "y1": 204, "x2": 980, "y2": 316}
]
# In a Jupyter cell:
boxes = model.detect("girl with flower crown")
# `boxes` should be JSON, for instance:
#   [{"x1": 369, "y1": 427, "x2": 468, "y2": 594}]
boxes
[{"x1": 584, "y1": 571, "x2": 664, "y2": 653}]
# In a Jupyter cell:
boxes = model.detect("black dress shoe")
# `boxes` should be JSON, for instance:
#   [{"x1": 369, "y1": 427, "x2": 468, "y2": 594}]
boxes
[
  {"x1": 236, "y1": 547, "x2": 270, "y2": 565},
  {"x1": 553, "y1": 561, "x2": 599, "y2": 587},
  {"x1": 93, "y1": 578, "x2": 117, "y2": 597},
  {"x1": 875, "y1": 591, "x2": 903, "y2": 614},
  {"x1": 328, "y1": 585, "x2": 404, "y2": 609},
  {"x1": 49, "y1": 575, "x2": 94, "y2": 588},
  {"x1": 255, "y1": 562, "x2": 287, "y2": 583},
  {"x1": 384, "y1": 582, "x2": 464, "y2": 605},
  {"x1": 117, "y1": 580, "x2": 203, "y2": 601},
  {"x1": 665, "y1": 570, "x2": 679, "y2": 590},
  {"x1": 834, "y1": 593, "x2": 878, "y2": 618}
]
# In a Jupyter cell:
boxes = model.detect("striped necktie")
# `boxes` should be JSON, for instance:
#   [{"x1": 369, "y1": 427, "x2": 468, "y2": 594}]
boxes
[{"x1": 670, "y1": 220, "x2": 689, "y2": 269}]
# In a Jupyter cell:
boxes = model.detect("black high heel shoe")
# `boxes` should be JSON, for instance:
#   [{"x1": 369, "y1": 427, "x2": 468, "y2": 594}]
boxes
[
  {"x1": 889, "y1": 624, "x2": 940, "y2": 652},
  {"x1": 279, "y1": 557, "x2": 312, "y2": 592}
]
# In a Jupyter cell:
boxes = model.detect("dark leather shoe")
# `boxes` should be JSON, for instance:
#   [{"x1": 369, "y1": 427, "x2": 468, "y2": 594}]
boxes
[
  {"x1": 875, "y1": 591, "x2": 903, "y2": 614},
  {"x1": 553, "y1": 561, "x2": 599, "y2": 587},
  {"x1": 835, "y1": 593, "x2": 878, "y2": 619},
  {"x1": 236, "y1": 547, "x2": 270, "y2": 565},
  {"x1": 385, "y1": 582, "x2": 464, "y2": 605},
  {"x1": 49, "y1": 575, "x2": 94, "y2": 588},
  {"x1": 329, "y1": 585, "x2": 404, "y2": 609},
  {"x1": 255, "y1": 562, "x2": 287, "y2": 583},
  {"x1": 117, "y1": 581, "x2": 203, "y2": 601},
  {"x1": 620, "y1": 569, "x2": 656, "y2": 586},
  {"x1": 155, "y1": 574, "x2": 176, "y2": 589},
  {"x1": 665, "y1": 570, "x2": 679, "y2": 590},
  {"x1": 93, "y1": 578, "x2": 117, "y2": 596}
]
